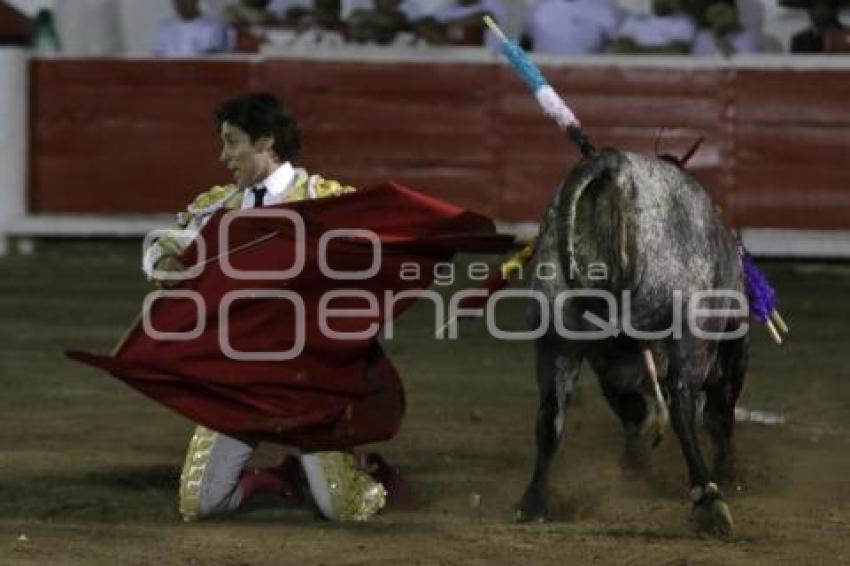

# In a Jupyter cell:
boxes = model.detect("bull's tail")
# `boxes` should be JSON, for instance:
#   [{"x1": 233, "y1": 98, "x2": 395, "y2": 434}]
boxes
[
  {"x1": 559, "y1": 160, "x2": 599, "y2": 288},
  {"x1": 559, "y1": 153, "x2": 668, "y2": 442},
  {"x1": 562, "y1": 152, "x2": 631, "y2": 288}
]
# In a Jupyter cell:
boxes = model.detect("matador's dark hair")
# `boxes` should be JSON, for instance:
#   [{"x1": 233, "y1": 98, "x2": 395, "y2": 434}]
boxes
[{"x1": 215, "y1": 92, "x2": 301, "y2": 161}]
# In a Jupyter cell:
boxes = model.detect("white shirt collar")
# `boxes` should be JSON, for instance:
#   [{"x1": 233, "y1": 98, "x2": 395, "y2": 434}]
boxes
[{"x1": 258, "y1": 161, "x2": 296, "y2": 196}]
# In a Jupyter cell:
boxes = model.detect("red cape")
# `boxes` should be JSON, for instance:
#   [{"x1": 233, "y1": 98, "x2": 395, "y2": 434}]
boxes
[{"x1": 69, "y1": 183, "x2": 513, "y2": 451}]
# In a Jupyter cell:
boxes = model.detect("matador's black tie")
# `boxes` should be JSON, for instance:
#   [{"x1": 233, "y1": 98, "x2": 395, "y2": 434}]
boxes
[{"x1": 251, "y1": 186, "x2": 267, "y2": 208}]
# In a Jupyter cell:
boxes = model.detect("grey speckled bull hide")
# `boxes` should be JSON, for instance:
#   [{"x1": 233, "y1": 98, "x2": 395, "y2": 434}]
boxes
[{"x1": 516, "y1": 148, "x2": 749, "y2": 537}]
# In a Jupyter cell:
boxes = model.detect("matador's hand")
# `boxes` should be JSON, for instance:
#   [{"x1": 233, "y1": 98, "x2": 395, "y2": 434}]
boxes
[{"x1": 153, "y1": 255, "x2": 186, "y2": 289}]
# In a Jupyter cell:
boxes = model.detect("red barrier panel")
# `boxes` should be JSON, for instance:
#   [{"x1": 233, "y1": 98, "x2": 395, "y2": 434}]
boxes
[
  {"x1": 261, "y1": 60, "x2": 502, "y2": 216},
  {"x1": 30, "y1": 59, "x2": 253, "y2": 214},
  {"x1": 28, "y1": 58, "x2": 850, "y2": 230},
  {"x1": 730, "y1": 69, "x2": 850, "y2": 229}
]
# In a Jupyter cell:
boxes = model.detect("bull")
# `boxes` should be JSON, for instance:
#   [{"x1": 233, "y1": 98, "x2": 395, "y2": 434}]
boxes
[{"x1": 514, "y1": 147, "x2": 749, "y2": 537}]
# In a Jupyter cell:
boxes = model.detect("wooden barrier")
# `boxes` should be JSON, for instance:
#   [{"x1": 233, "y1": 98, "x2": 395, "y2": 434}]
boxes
[
  {"x1": 28, "y1": 57, "x2": 850, "y2": 230},
  {"x1": 731, "y1": 69, "x2": 850, "y2": 230}
]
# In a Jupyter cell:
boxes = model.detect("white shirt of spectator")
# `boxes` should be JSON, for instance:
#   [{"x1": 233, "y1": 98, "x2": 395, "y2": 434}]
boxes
[
  {"x1": 432, "y1": 0, "x2": 507, "y2": 50},
  {"x1": 617, "y1": 13, "x2": 696, "y2": 48},
  {"x1": 153, "y1": 16, "x2": 234, "y2": 57},
  {"x1": 692, "y1": 29, "x2": 758, "y2": 56},
  {"x1": 527, "y1": 0, "x2": 619, "y2": 55}
]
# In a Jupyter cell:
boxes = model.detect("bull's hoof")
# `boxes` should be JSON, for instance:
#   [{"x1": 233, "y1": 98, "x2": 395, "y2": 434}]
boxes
[
  {"x1": 692, "y1": 498, "x2": 734, "y2": 538},
  {"x1": 515, "y1": 491, "x2": 548, "y2": 523},
  {"x1": 514, "y1": 505, "x2": 548, "y2": 524}
]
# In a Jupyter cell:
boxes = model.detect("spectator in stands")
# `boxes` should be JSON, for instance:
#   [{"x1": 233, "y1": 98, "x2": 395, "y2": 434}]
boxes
[
  {"x1": 347, "y1": 0, "x2": 419, "y2": 44},
  {"x1": 33, "y1": 8, "x2": 61, "y2": 54},
  {"x1": 610, "y1": 0, "x2": 697, "y2": 54},
  {"x1": 680, "y1": 0, "x2": 716, "y2": 26},
  {"x1": 222, "y1": 0, "x2": 292, "y2": 53},
  {"x1": 429, "y1": 0, "x2": 507, "y2": 48},
  {"x1": 524, "y1": 0, "x2": 619, "y2": 55},
  {"x1": 153, "y1": 0, "x2": 234, "y2": 56},
  {"x1": 345, "y1": 0, "x2": 422, "y2": 22},
  {"x1": 223, "y1": 0, "x2": 282, "y2": 25},
  {"x1": 692, "y1": 1, "x2": 757, "y2": 56},
  {"x1": 289, "y1": 0, "x2": 345, "y2": 31},
  {"x1": 266, "y1": 0, "x2": 313, "y2": 26},
  {"x1": 0, "y1": 1, "x2": 33, "y2": 47},
  {"x1": 791, "y1": 0, "x2": 845, "y2": 53}
]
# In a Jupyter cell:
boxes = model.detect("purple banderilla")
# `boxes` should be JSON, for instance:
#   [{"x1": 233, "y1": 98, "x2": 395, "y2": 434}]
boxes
[{"x1": 739, "y1": 247, "x2": 776, "y2": 324}]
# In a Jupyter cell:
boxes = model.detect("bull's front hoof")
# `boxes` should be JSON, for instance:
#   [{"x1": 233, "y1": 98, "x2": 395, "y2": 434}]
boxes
[
  {"x1": 692, "y1": 498, "x2": 734, "y2": 538},
  {"x1": 515, "y1": 491, "x2": 548, "y2": 523}
]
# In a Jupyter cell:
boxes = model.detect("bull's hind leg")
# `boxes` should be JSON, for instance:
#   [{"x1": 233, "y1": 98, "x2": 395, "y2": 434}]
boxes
[
  {"x1": 667, "y1": 335, "x2": 734, "y2": 537},
  {"x1": 704, "y1": 333, "x2": 748, "y2": 485},
  {"x1": 515, "y1": 336, "x2": 581, "y2": 523},
  {"x1": 592, "y1": 343, "x2": 666, "y2": 473},
  {"x1": 598, "y1": 379, "x2": 655, "y2": 473}
]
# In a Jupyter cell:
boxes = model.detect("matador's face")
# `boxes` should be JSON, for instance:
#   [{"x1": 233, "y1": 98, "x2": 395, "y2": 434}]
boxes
[{"x1": 218, "y1": 121, "x2": 278, "y2": 189}]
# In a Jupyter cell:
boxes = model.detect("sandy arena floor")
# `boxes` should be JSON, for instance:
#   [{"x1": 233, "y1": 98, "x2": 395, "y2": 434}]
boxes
[{"x1": 1, "y1": 242, "x2": 849, "y2": 565}]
